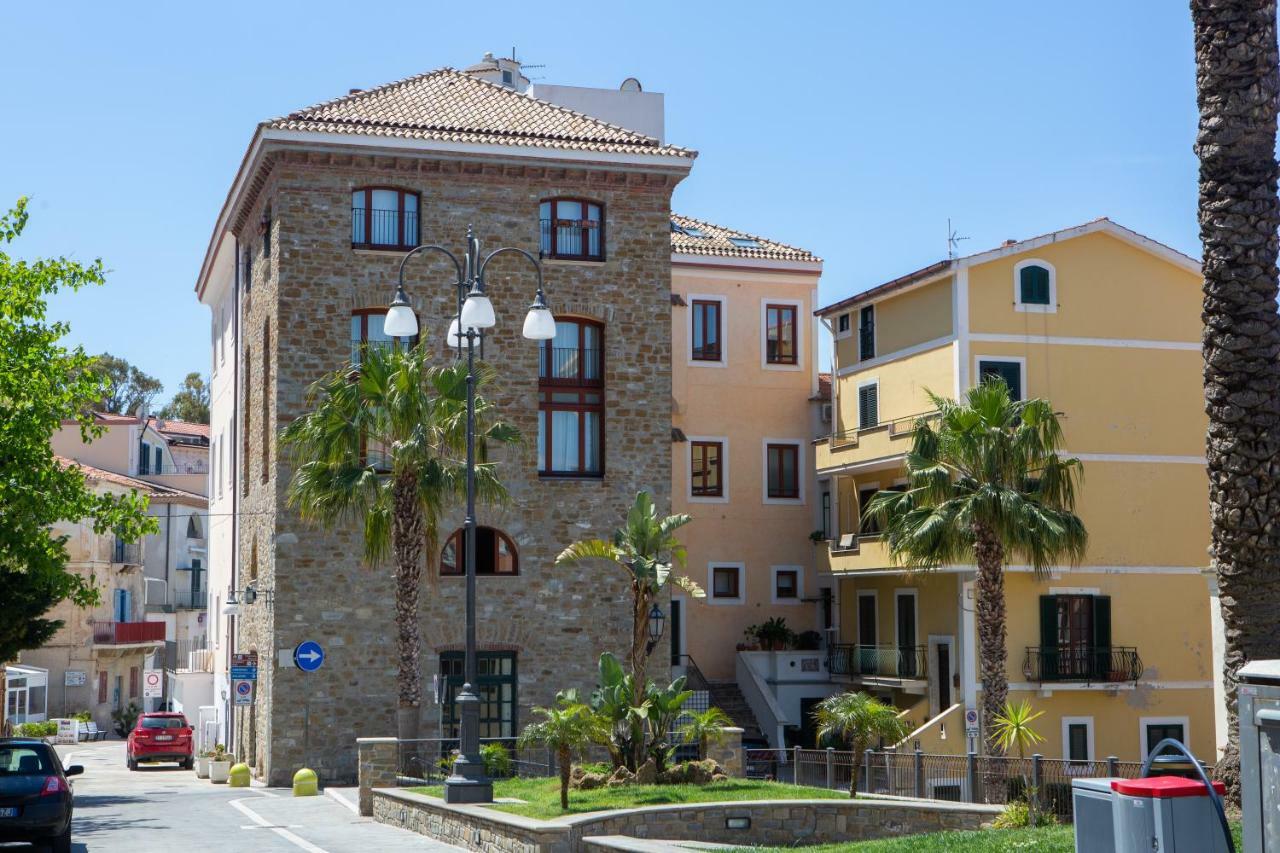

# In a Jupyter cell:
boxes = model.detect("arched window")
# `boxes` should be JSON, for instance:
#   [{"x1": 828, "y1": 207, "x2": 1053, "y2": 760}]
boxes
[
  {"x1": 350, "y1": 308, "x2": 418, "y2": 366},
  {"x1": 186, "y1": 515, "x2": 202, "y2": 540},
  {"x1": 1014, "y1": 259, "x2": 1056, "y2": 312},
  {"x1": 539, "y1": 198, "x2": 604, "y2": 260},
  {"x1": 538, "y1": 318, "x2": 604, "y2": 476},
  {"x1": 440, "y1": 526, "x2": 519, "y2": 576},
  {"x1": 351, "y1": 187, "x2": 419, "y2": 250}
]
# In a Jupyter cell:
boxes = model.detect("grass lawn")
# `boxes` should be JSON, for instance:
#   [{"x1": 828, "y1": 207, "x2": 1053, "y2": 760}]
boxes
[
  {"x1": 725, "y1": 819, "x2": 1244, "y2": 851},
  {"x1": 408, "y1": 777, "x2": 848, "y2": 820}
]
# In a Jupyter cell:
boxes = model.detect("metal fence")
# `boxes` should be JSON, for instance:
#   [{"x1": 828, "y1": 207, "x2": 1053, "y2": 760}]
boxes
[
  {"x1": 393, "y1": 737, "x2": 555, "y2": 787},
  {"x1": 789, "y1": 747, "x2": 1147, "y2": 823}
]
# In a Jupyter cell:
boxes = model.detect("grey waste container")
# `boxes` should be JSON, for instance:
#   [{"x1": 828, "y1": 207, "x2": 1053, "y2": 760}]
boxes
[
  {"x1": 1110, "y1": 776, "x2": 1230, "y2": 852},
  {"x1": 1239, "y1": 659, "x2": 1280, "y2": 851},
  {"x1": 1071, "y1": 777, "x2": 1118, "y2": 853}
]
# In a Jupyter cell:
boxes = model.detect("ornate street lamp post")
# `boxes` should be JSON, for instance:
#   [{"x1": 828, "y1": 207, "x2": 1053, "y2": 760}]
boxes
[{"x1": 387, "y1": 227, "x2": 554, "y2": 804}]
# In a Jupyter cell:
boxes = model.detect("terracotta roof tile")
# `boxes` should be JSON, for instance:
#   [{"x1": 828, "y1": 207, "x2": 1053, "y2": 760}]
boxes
[
  {"x1": 267, "y1": 68, "x2": 695, "y2": 160},
  {"x1": 670, "y1": 214, "x2": 820, "y2": 262},
  {"x1": 154, "y1": 420, "x2": 210, "y2": 440}
]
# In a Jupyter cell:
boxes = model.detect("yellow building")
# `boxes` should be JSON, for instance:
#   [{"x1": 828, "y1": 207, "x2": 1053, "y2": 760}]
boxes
[
  {"x1": 669, "y1": 215, "x2": 829, "y2": 720},
  {"x1": 814, "y1": 219, "x2": 1217, "y2": 763}
]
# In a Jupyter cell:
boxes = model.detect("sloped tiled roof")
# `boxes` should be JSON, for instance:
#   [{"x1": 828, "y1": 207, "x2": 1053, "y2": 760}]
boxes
[
  {"x1": 266, "y1": 68, "x2": 694, "y2": 159},
  {"x1": 55, "y1": 456, "x2": 207, "y2": 505},
  {"x1": 154, "y1": 420, "x2": 210, "y2": 441},
  {"x1": 811, "y1": 373, "x2": 832, "y2": 402},
  {"x1": 670, "y1": 214, "x2": 820, "y2": 262}
]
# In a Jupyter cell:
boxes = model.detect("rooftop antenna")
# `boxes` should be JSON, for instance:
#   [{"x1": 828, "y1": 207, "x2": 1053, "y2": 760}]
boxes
[
  {"x1": 947, "y1": 218, "x2": 970, "y2": 260},
  {"x1": 507, "y1": 47, "x2": 546, "y2": 72}
]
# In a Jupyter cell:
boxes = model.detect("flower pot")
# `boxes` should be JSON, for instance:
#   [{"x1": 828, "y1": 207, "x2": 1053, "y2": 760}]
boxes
[
  {"x1": 209, "y1": 759, "x2": 233, "y2": 783},
  {"x1": 195, "y1": 756, "x2": 210, "y2": 778}
]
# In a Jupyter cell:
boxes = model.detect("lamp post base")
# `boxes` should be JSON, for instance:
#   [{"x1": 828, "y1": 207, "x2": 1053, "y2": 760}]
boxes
[
  {"x1": 443, "y1": 773, "x2": 494, "y2": 804},
  {"x1": 444, "y1": 684, "x2": 492, "y2": 804}
]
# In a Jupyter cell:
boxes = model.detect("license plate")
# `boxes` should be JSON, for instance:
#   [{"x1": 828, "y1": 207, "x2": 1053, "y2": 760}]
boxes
[
  {"x1": 155, "y1": 735, "x2": 173, "y2": 741},
  {"x1": 0, "y1": 807, "x2": 18, "y2": 818}
]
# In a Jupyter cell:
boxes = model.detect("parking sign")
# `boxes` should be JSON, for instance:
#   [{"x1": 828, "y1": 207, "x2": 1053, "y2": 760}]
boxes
[{"x1": 142, "y1": 669, "x2": 162, "y2": 699}]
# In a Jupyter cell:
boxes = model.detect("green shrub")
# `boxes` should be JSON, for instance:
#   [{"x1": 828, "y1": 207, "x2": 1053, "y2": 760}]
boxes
[
  {"x1": 482, "y1": 742, "x2": 513, "y2": 778},
  {"x1": 111, "y1": 703, "x2": 141, "y2": 737},
  {"x1": 992, "y1": 798, "x2": 1058, "y2": 829},
  {"x1": 16, "y1": 721, "x2": 57, "y2": 738},
  {"x1": 71, "y1": 711, "x2": 92, "y2": 723}
]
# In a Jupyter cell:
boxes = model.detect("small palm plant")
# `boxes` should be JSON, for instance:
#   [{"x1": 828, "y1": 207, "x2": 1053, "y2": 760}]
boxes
[
  {"x1": 557, "y1": 491, "x2": 703, "y2": 684},
  {"x1": 813, "y1": 692, "x2": 909, "y2": 797},
  {"x1": 518, "y1": 691, "x2": 601, "y2": 811},
  {"x1": 679, "y1": 707, "x2": 734, "y2": 760},
  {"x1": 991, "y1": 699, "x2": 1047, "y2": 824}
]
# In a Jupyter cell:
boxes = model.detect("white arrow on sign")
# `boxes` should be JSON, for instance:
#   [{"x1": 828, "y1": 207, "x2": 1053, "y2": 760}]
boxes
[{"x1": 298, "y1": 650, "x2": 321, "y2": 664}]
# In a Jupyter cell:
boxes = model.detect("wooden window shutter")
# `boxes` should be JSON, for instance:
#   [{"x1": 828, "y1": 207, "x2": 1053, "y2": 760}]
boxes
[
  {"x1": 1039, "y1": 595, "x2": 1059, "y2": 680},
  {"x1": 1091, "y1": 595, "x2": 1112, "y2": 680},
  {"x1": 1020, "y1": 265, "x2": 1050, "y2": 304},
  {"x1": 858, "y1": 384, "x2": 878, "y2": 430}
]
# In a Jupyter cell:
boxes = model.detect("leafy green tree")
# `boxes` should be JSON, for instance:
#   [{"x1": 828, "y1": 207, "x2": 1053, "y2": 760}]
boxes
[
  {"x1": 813, "y1": 691, "x2": 910, "y2": 797},
  {"x1": 158, "y1": 372, "x2": 210, "y2": 424},
  {"x1": 865, "y1": 381, "x2": 1086, "y2": 754},
  {"x1": 557, "y1": 492, "x2": 702, "y2": 684},
  {"x1": 518, "y1": 690, "x2": 601, "y2": 810},
  {"x1": 0, "y1": 198, "x2": 156, "y2": 730},
  {"x1": 88, "y1": 352, "x2": 163, "y2": 415},
  {"x1": 678, "y1": 707, "x2": 733, "y2": 760},
  {"x1": 281, "y1": 343, "x2": 519, "y2": 742}
]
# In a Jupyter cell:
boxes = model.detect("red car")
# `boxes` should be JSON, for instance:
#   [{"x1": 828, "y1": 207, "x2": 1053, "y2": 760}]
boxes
[{"x1": 126, "y1": 713, "x2": 193, "y2": 770}]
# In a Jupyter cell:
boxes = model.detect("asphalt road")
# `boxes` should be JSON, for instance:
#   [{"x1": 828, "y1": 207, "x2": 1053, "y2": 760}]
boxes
[{"x1": 0, "y1": 740, "x2": 462, "y2": 853}]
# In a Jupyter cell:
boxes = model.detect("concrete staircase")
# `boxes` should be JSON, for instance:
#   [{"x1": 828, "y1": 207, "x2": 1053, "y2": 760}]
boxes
[{"x1": 706, "y1": 679, "x2": 766, "y2": 744}]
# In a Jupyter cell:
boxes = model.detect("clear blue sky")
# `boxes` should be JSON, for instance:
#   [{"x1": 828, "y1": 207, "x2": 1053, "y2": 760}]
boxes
[{"x1": 1, "y1": 1, "x2": 1200, "y2": 397}]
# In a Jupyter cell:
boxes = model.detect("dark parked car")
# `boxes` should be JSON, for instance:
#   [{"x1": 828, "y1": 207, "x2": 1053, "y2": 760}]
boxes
[{"x1": 0, "y1": 737, "x2": 81, "y2": 853}]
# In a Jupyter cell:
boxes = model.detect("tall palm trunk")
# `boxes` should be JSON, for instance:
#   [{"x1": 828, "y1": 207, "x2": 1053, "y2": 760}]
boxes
[
  {"x1": 627, "y1": 586, "x2": 651, "y2": 688},
  {"x1": 1191, "y1": 0, "x2": 1280, "y2": 800},
  {"x1": 558, "y1": 746, "x2": 571, "y2": 810},
  {"x1": 391, "y1": 473, "x2": 424, "y2": 744},
  {"x1": 973, "y1": 523, "x2": 1008, "y2": 756}
]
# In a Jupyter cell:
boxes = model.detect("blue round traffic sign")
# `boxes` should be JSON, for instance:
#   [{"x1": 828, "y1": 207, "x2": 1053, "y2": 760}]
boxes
[{"x1": 294, "y1": 640, "x2": 325, "y2": 672}]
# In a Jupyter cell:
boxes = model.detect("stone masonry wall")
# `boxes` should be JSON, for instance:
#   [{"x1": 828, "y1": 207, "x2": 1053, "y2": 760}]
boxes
[{"x1": 237, "y1": 147, "x2": 683, "y2": 785}]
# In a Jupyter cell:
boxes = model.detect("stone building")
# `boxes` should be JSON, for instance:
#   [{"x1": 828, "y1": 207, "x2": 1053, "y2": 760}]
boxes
[{"x1": 196, "y1": 56, "x2": 694, "y2": 784}]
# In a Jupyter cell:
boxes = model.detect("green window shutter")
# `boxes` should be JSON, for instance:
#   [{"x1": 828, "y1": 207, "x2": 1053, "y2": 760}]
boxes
[
  {"x1": 1020, "y1": 265, "x2": 1050, "y2": 305},
  {"x1": 1039, "y1": 595, "x2": 1058, "y2": 680},
  {"x1": 1092, "y1": 595, "x2": 1112, "y2": 680}
]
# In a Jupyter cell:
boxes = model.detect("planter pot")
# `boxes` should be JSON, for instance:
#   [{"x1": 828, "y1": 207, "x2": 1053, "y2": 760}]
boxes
[
  {"x1": 209, "y1": 760, "x2": 233, "y2": 783},
  {"x1": 195, "y1": 756, "x2": 210, "y2": 778}
]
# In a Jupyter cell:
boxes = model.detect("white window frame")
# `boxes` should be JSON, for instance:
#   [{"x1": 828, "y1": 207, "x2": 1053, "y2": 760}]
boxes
[
  {"x1": 972, "y1": 356, "x2": 1027, "y2": 400},
  {"x1": 835, "y1": 311, "x2": 852, "y2": 339},
  {"x1": 857, "y1": 304, "x2": 877, "y2": 362},
  {"x1": 856, "y1": 589, "x2": 878, "y2": 645},
  {"x1": 856, "y1": 378, "x2": 880, "y2": 431},
  {"x1": 761, "y1": 438, "x2": 806, "y2": 505},
  {"x1": 1062, "y1": 716, "x2": 1095, "y2": 763},
  {"x1": 686, "y1": 435, "x2": 729, "y2": 504},
  {"x1": 894, "y1": 588, "x2": 919, "y2": 650},
  {"x1": 770, "y1": 565, "x2": 804, "y2": 605},
  {"x1": 1013, "y1": 258, "x2": 1057, "y2": 314},
  {"x1": 707, "y1": 562, "x2": 746, "y2": 606},
  {"x1": 760, "y1": 297, "x2": 805, "y2": 372},
  {"x1": 687, "y1": 293, "x2": 728, "y2": 368},
  {"x1": 1139, "y1": 716, "x2": 1190, "y2": 760}
]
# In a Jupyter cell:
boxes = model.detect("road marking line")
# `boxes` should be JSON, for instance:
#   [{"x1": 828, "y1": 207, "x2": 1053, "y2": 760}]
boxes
[
  {"x1": 229, "y1": 797, "x2": 330, "y2": 853},
  {"x1": 325, "y1": 788, "x2": 358, "y2": 815}
]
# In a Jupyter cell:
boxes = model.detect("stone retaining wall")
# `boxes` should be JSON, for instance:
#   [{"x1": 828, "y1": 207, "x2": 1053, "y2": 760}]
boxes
[{"x1": 371, "y1": 787, "x2": 1002, "y2": 852}]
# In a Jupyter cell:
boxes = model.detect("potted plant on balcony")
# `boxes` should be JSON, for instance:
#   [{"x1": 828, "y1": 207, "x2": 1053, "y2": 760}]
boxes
[
  {"x1": 195, "y1": 747, "x2": 213, "y2": 778},
  {"x1": 746, "y1": 617, "x2": 795, "y2": 651},
  {"x1": 208, "y1": 744, "x2": 234, "y2": 783}
]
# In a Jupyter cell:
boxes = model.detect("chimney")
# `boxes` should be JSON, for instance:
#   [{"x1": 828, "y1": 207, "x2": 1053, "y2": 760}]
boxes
[
  {"x1": 463, "y1": 51, "x2": 529, "y2": 92},
  {"x1": 1003, "y1": 238, "x2": 1018, "y2": 247}
]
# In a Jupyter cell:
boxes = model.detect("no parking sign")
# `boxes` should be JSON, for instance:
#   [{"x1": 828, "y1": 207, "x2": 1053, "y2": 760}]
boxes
[
  {"x1": 964, "y1": 708, "x2": 980, "y2": 738},
  {"x1": 233, "y1": 678, "x2": 255, "y2": 706},
  {"x1": 142, "y1": 669, "x2": 162, "y2": 699}
]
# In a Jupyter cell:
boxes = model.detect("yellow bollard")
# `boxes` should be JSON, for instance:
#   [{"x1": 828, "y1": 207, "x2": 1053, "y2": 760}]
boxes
[
  {"x1": 292, "y1": 767, "x2": 318, "y2": 797},
  {"x1": 228, "y1": 763, "x2": 251, "y2": 788}
]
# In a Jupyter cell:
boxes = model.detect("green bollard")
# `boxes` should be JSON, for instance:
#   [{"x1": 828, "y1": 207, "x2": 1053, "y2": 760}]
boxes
[
  {"x1": 293, "y1": 767, "x2": 318, "y2": 797},
  {"x1": 228, "y1": 763, "x2": 251, "y2": 788}
]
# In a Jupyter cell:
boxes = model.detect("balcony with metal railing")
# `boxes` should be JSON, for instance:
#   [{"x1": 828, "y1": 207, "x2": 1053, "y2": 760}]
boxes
[
  {"x1": 817, "y1": 409, "x2": 939, "y2": 471},
  {"x1": 91, "y1": 620, "x2": 165, "y2": 646},
  {"x1": 351, "y1": 207, "x2": 418, "y2": 251},
  {"x1": 1023, "y1": 646, "x2": 1143, "y2": 684},
  {"x1": 111, "y1": 539, "x2": 142, "y2": 565},
  {"x1": 538, "y1": 347, "x2": 603, "y2": 386},
  {"x1": 827, "y1": 643, "x2": 929, "y2": 683},
  {"x1": 538, "y1": 219, "x2": 603, "y2": 261},
  {"x1": 137, "y1": 459, "x2": 209, "y2": 476}
]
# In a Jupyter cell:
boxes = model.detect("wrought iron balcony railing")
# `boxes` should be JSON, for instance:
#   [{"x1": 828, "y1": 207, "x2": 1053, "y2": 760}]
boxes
[
  {"x1": 91, "y1": 620, "x2": 165, "y2": 645},
  {"x1": 1023, "y1": 646, "x2": 1143, "y2": 683},
  {"x1": 137, "y1": 460, "x2": 209, "y2": 476},
  {"x1": 351, "y1": 207, "x2": 418, "y2": 250},
  {"x1": 538, "y1": 218, "x2": 603, "y2": 260},
  {"x1": 111, "y1": 539, "x2": 142, "y2": 565},
  {"x1": 828, "y1": 409, "x2": 940, "y2": 449},
  {"x1": 827, "y1": 643, "x2": 928, "y2": 680}
]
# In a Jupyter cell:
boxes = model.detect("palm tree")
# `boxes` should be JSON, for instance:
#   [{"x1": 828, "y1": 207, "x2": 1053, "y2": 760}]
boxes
[
  {"x1": 813, "y1": 691, "x2": 909, "y2": 797},
  {"x1": 991, "y1": 699, "x2": 1046, "y2": 823},
  {"x1": 1190, "y1": 0, "x2": 1280, "y2": 799},
  {"x1": 281, "y1": 343, "x2": 519, "y2": 742},
  {"x1": 679, "y1": 707, "x2": 734, "y2": 760},
  {"x1": 865, "y1": 381, "x2": 1086, "y2": 755},
  {"x1": 556, "y1": 491, "x2": 703, "y2": 684},
  {"x1": 518, "y1": 691, "x2": 601, "y2": 811}
]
